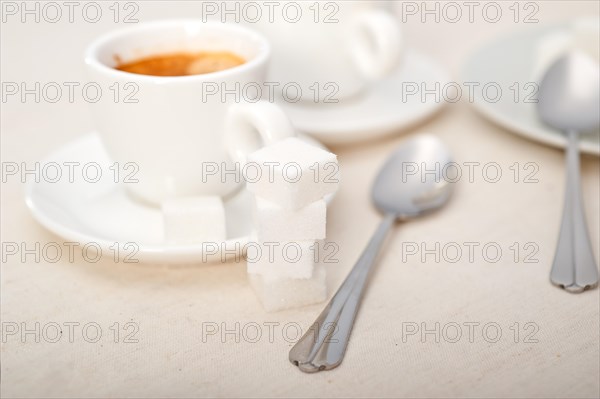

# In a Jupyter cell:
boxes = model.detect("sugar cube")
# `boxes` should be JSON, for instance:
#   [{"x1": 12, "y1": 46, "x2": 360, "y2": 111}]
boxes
[
  {"x1": 532, "y1": 30, "x2": 572, "y2": 82},
  {"x1": 532, "y1": 18, "x2": 600, "y2": 83},
  {"x1": 245, "y1": 138, "x2": 339, "y2": 210},
  {"x1": 246, "y1": 238, "x2": 317, "y2": 279},
  {"x1": 248, "y1": 264, "x2": 327, "y2": 312},
  {"x1": 162, "y1": 196, "x2": 226, "y2": 244},
  {"x1": 572, "y1": 17, "x2": 600, "y2": 63},
  {"x1": 254, "y1": 197, "x2": 326, "y2": 241}
]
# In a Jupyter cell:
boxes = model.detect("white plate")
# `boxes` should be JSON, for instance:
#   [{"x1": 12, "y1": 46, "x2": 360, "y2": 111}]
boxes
[
  {"x1": 25, "y1": 132, "x2": 333, "y2": 264},
  {"x1": 463, "y1": 24, "x2": 600, "y2": 156},
  {"x1": 280, "y1": 50, "x2": 449, "y2": 145}
]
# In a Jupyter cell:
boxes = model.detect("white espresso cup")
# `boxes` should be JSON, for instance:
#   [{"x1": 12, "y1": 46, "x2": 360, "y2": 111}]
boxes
[
  {"x1": 85, "y1": 20, "x2": 296, "y2": 205},
  {"x1": 252, "y1": 1, "x2": 403, "y2": 101}
]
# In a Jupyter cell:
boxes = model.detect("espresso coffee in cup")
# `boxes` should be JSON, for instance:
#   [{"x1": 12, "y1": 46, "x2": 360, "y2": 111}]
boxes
[
  {"x1": 115, "y1": 51, "x2": 246, "y2": 76},
  {"x1": 85, "y1": 20, "x2": 296, "y2": 205}
]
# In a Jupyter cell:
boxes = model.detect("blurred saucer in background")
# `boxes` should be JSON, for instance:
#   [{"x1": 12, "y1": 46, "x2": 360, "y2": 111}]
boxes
[
  {"x1": 281, "y1": 50, "x2": 450, "y2": 145},
  {"x1": 463, "y1": 20, "x2": 600, "y2": 156}
]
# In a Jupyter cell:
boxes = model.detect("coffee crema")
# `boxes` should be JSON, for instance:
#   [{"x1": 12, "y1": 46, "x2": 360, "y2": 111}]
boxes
[{"x1": 115, "y1": 51, "x2": 246, "y2": 76}]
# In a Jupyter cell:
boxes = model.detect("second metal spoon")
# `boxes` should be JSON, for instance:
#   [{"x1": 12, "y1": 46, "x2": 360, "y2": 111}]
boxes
[{"x1": 537, "y1": 52, "x2": 600, "y2": 293}]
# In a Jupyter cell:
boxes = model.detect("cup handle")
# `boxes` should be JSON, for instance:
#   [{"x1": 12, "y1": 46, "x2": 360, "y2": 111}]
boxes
[
  {"x1": 350, "y1": 9, "x2": 403, "y2": 80},
  {"x1": 225, "y1": 100, "x2": 296, "y2": 165}
]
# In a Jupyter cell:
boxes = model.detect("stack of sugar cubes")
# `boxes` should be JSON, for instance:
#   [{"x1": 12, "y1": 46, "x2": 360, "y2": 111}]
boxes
[{"x1": 245, "y1": 137, "x2": 339, "y2": 312}]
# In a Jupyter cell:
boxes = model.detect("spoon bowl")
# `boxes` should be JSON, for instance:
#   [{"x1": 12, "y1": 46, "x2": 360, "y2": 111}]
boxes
[
  {"x1": 537, "y1": 52, "x2": 600, "y2": 133},
  {"x1": 373, "y1": 134, "x2": 453, "y2": 219}
]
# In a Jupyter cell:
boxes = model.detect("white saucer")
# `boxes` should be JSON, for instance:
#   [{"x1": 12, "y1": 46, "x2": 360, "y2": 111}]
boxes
[
  {"x1": 25, "y1": 132, "x2": 332, "y2": 264},
  {"x1": 280, "y1": 49, "x2": 450, "y2": 145},
  {"x1": 463, "y1": 23, "x2": 600, "y2": 156}
]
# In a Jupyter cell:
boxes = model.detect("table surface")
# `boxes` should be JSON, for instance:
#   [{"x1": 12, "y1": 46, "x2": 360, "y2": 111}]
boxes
[{"x1": 2, "y1": 2, "x2": 599, "y2": 398}]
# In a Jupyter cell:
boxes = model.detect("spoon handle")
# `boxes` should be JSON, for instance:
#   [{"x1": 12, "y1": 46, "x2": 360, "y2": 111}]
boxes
[
  {"x1": 550, "y1": 130, "x2": 599, "y2": 292},
  {"x1": 289, "y1": 213, "x2": 396, "y2": 372}
]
